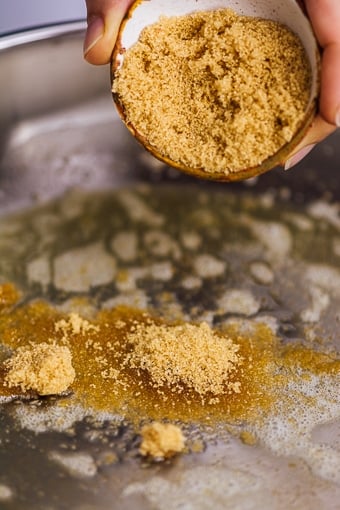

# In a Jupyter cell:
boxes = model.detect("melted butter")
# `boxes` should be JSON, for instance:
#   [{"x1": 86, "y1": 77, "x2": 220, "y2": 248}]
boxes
[{"x1": 1, "y1": 284, "x2": 339, "y2": 428}]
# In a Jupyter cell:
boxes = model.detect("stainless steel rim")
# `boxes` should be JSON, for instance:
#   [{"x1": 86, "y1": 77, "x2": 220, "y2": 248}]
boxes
[{"x1": 0, "y1": 21, "x2": 86, "y2": 51}]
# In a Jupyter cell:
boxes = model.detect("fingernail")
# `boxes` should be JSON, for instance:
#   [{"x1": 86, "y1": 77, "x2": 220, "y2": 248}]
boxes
[
  {"x1": 284, "y1": 144, "x2": 316, "y2": 171},
  {"x1": 336, "y1": 108, "x2": 340, "y2": 128},
  {"x1": 84, "y1": 16, "x2": 104, "y2": 57}
]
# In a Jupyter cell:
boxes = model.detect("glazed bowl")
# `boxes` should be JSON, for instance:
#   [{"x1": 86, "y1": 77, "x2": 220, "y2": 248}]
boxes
[{"x1": 111, "y1": 0, "x2": 320, "y2": 181}]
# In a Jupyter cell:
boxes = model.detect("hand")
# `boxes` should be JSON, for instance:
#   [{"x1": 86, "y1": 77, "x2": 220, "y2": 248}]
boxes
[
  {"x1": 284, "y1": 0, "x2": 340, "y2": 169},
  {"x1": 84, "y1": 0, "x2": 134, "y2": 65},
  {"x1": 83, "y1": 0, "x2": 340, "y2": 169}
]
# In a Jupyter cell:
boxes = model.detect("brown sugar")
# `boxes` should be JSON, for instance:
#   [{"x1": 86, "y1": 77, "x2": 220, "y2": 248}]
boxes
[
  {"x1": 139, "y1": 421, "x2": 186, "y2": 459},
  {"x1": 55, "y1": 312, "x2": 99, "y2": 340},
  {"x1": 126, "y1": 321, "x2": 242, "y2": 399},
  {"x1": 112, "y1": 9, "x2": 311, "y2": 175},
  {"x1": 4, "y1": 343, "x2": 75, "y2": 395}
]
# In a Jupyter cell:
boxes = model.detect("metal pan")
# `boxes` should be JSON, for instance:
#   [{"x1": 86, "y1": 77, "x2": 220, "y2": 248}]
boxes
[{"x1": 0, "y1": 23, "x2": 340, "y2": 510}]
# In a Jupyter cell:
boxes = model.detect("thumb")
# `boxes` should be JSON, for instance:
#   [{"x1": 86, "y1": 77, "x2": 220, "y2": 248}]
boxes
[
  {"x1": 284, "y1": 114, "x2": 336, "y2": 170},
  {"x1": 84, "y1": 0, "x2": 134, "y2": 65}
]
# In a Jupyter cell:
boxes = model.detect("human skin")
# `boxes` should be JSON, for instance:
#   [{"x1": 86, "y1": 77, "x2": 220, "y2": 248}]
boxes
[{"x1": 84, "y1": 0, "x2": 340, "y2": 169}]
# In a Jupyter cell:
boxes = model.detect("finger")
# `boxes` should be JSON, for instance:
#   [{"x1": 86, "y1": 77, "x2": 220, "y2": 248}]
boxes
[
  {"x1": 284, "y1": 114, "x2": 336, "y2": 170},
  {"x1": 304, "y1": 0, "x2": 340, "y2": 46},
  {"x1": 84, "y1": 0, "x2": 135, "y2": 65},
  {"x1": 320, "y1": 42, "x2": 340, "y2": 126},
  {"x1": 305, "y1": 0, "x2": 340, "y2": 125}
]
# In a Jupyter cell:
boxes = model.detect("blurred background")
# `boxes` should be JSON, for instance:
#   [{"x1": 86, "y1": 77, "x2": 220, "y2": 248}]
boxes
[{"x1": 0, "y1": 0, "x2": 86, "y2": 35}]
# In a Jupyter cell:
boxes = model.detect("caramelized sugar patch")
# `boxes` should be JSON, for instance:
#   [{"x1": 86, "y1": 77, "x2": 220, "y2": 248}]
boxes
[
  {"x1": 0, "y1": 283, "x2": 339, "y2": 428},
  {"x1": 0, "y1": 283, "x2": 21, "y2": 312}
]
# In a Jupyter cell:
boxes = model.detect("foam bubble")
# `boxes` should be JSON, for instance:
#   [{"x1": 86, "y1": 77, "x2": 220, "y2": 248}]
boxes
[
  {"x1": 218, "y1": 289, "x2": 260, "y2": 316},
  {"x1": 48, "y1": 451, "x2": 97, "y2": 479},
  {"x1": 10, "y1": 402, "x2": 120, "y2": 433},
  {"x1": 253, "y1": 374, "x2": 340, "y2": 484},
  {"x1": 0, "y1": 484, "x2": 13, "y2": 502}
]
